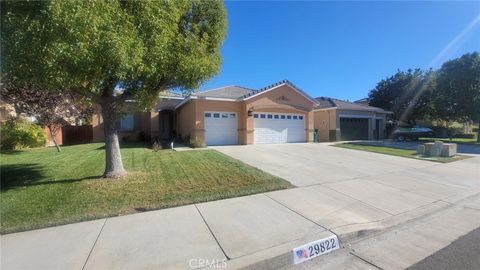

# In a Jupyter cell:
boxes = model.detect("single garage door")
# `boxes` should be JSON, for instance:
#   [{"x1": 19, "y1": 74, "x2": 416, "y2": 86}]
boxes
[
  {"x1": 340, "y1": 117, "x2": 369, "y2": 140},
  {"x1": 204, "y1": 112, "x2": 238, "y2": 145},
  {"x1": 253, "y1": 113, "x2": 305, "y2": 144}
]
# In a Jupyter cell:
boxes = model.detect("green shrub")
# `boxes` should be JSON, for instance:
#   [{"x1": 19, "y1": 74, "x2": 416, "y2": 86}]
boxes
[
  {"x1": 152, "y1": 140, "x2": 162, "y2": 152},
  {"x1": 454, "y1": 133, "x2": 475, "y2": 139},
  {"x1": 190, "y1": 138, "x2": 206, "y2": 148},
  {"x1": 0, "y1": 118, "x2": 46, "y2": 150}
]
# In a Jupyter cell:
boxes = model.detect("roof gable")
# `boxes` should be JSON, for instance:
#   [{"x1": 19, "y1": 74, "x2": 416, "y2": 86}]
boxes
[{"x1": 242, "y1": 80, "x2": 317, "y2": 104}]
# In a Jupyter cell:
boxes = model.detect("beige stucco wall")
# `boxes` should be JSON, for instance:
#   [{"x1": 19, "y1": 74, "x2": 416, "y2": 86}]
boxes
[
  {"x1": 244, "y1": 84, "x2": 315, "y2": 143},
  {"x1": 174, "y1": 84, "x2": 316, "y2": 145},
  {"x1": 313, "y1": 109, "x2": 337, "y2": 142},
  {"x1": 314, "y1": 109, "x2": 389, "y2": 141},
  {"x1": 91, "y1": 106, "x2": 151, "y2": 142},
  {"x1": 313, "y1": 109, "x2": 388, "y2": 141},
  {"x1": 175, "y1": 100, "x2": 196, "y2": 141},
  {"x1": 91, "y1": 85, "x2": 321, "y2": 145}
]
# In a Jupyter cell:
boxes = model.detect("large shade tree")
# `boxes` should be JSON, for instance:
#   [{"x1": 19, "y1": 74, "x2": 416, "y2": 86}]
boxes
[
  {"x1": 2, "y1": 0, "x2": 227, "y2": 177},
  {"x1": 368, "y1": 69, "x2": 435, "y2": 126},
  {"x1": 434, "y1": 52, "x2": 480, "y2": 142}
]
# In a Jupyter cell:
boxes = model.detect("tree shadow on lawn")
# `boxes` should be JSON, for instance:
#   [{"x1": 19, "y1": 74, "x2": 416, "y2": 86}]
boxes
[
  {"x1": 0, "y1": 163, "x2": 102, "y2": 190},
  {"x1": 0, "y1": 149, "x2": 25, "y2": 155},
  {"x1": 95, "y1": 142, "x2": 151, "y2": 150}
]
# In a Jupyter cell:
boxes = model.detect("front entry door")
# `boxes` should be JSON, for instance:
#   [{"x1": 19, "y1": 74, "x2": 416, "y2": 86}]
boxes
[{"x1": 159, "y1": 112, "x2": 172, "y2": 140}]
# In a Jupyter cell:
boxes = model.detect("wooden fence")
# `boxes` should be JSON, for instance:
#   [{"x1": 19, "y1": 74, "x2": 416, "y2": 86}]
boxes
[{"x1": 62, "y1": 125, "x2": 93, "y2": 145}]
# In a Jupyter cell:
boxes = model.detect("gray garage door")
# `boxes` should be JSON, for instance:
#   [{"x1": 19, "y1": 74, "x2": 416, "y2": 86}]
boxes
[{"x1": 340, "y1": 118, "x2": 369, "y2": 140}]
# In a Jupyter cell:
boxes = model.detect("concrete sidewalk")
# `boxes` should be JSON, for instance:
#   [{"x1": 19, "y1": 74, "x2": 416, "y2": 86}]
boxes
[
  {"x1": 2, "y1": 146, "x2": 479, "y2": 270},
  {"x1": 3, "y1": 193, "x2": 479, "y2": 270},
  {"x1": 284, "y1": 194, "x2": 480, "y2": 270}
]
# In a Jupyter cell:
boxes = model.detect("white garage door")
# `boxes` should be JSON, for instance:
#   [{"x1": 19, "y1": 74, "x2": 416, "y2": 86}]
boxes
[
  {"x1": 204, "y1": 112, "x2": 238, "y2": 145},
  {"x1": 253, "y1": 113, "x2": 306, "y2": 144}
]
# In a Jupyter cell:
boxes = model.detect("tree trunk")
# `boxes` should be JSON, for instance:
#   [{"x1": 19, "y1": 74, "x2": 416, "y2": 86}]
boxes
[
  {"x1": 477, "y1": 121, "x2": 480, "y2": 143},
  {"x1": 100, "y1": 99, "x2": 127, "y2": 178},
  {"x1": 48, "y1": 126, "x2": 62, "y2": 152}
]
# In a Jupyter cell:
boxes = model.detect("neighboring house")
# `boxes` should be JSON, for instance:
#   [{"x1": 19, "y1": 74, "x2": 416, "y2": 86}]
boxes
[
  {"x1": 314, "y1": 97, "x2": 391, "y2": 141},
  {"x1": 0, "y1": 100, "x2": 17, "y2": 122},
  {"x1": 91, "y1": 80, "x2": 390, "y2": 145},
  {"x1": 0, "y1": 100, "x2": 64, "y2": 146},
  {"x1": 353, "y1": 97, "x2": 370, "y2": 106}
]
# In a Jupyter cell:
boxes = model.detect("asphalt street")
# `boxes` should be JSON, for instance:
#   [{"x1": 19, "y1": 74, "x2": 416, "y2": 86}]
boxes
[{"x1": 407, "y1": 227, "x2": 480, "y2": 270}]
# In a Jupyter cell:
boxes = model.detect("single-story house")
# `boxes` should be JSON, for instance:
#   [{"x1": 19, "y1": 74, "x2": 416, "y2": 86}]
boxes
[
  {"x1": 314, "y1": 97, "x2": 391, "y2": 141},
  {"x1": 91, "y1": 80, "x2": 390, "y2": 145}
]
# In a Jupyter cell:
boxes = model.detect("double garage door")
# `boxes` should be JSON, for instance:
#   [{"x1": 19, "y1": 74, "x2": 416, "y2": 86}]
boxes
[
  {"x1": 253, "y1": 113, "x2": 306, "y2": 144},
  {"x1": 204, "y1": 111, "x2": 306, "y2": 145}
]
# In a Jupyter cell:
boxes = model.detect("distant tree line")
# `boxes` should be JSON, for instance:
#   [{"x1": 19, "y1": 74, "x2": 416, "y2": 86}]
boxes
[{"x1": 368, "y1": 51, "x2": 480, "y2": 141}]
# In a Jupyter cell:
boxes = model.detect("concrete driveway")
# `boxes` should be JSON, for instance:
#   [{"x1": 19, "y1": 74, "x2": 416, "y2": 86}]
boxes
[
  {"x1": 213, "y1": 143, "x2": 479, "y2": 221},
  {"x1": 213, "y1": 143, "x2": 459, "y2": 187},
  {"x1": 210, "y1": 143, "x2": 479, "y2": 267}
]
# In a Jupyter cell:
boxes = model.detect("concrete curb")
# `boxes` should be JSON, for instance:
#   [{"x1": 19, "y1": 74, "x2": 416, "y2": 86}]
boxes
[{"x1": 222, "y1": 197, "x2": 475, "y2": 270}]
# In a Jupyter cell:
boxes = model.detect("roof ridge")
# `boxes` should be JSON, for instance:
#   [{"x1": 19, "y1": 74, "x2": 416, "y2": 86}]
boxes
[
  {"x1": 315, "y1": 96, "x2": 337, "y2": 107},
  {"x1": 194, "y1": 85, "x2": 236, "y2": 94},
  {"x1": 231, "y1": 85, "x2": 256, "y2": 92},
  {"x1": 315, "y1": 96, "x2": 390, "y2": 112},
  {"x1": 240, "y1": 79, "x2": 317, "y2": 103},
  {"x1": 194, "y1": 85, "x2": 255, "y2": 95}
]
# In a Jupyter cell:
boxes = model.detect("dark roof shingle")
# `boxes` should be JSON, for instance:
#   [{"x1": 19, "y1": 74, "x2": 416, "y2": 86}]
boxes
[{"x1": 315, "y1": 97, "x2": 390, "y2": 113}]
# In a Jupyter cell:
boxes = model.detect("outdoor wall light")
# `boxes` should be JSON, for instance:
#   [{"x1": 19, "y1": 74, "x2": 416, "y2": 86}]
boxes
[{"x1": 247, "y1": 109, "x2": 253, "y2": 117}]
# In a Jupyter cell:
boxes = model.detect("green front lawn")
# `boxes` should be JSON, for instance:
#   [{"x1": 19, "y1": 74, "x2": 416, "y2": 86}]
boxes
[
  {"x1": 0, "y1": 143, "x2": 292, "y2": 234},
  {"x1": 333, "y1": 143, "x2": 469, "y2": 163},
  {"x1": 419, "y1": 137, "x2": 479, "y2": 145}
]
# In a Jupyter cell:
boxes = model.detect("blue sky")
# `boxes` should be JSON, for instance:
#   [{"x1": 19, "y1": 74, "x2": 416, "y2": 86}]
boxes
[{"x1": 200, "y1": 1, "x2": 480, "y2": 101}]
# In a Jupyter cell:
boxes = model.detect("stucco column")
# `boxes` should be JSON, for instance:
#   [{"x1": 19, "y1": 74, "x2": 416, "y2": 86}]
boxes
[
  {"x1": 245, "y1": 106, "x2": 254, "y2": 144},
  {"x1": 368, "y1": 117, "x2": 374, "y2": 140},
  {"x1": 306, "y1": 111, "x2": 314, "y2": 142}
]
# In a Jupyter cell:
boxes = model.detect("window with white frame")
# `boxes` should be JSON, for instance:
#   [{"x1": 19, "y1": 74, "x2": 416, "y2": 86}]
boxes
[{"x1": 117, "y1": 114, "x2": 134, "y2": 131}]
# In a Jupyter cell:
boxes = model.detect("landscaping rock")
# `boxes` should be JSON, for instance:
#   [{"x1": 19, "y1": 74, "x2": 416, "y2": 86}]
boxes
[
  {"x1": 422, "y1": 142, "x2": 457, "y2": 157},
  {"x1": 416, "y1": 145, "x2": 425, "y2": 155},
  {"x1": 431, "y1": 141, "x2": 444, "y2": 157},
  {"x1": 441, "y1": 143, "x2": 457, "y2": 157},
  {"x1": 424, "y1": 143, "x2": 434, "y2": 156}
]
